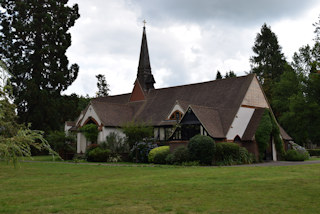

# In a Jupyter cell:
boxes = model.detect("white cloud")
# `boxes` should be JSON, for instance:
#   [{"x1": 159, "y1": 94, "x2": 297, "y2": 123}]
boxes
[{"x1": 64, "y1": 0, "x2": 320, "y2": 97}]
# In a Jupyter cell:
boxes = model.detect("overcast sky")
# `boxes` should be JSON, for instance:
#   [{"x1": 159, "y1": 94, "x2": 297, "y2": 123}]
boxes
[{"x1": 65, "y1": 0, "x2": 320, "y2": 97}]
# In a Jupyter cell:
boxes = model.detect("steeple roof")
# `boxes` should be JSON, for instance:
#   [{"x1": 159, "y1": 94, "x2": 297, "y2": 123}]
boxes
[{"x1": 137, "y1": 26, "x2": 155, "y2": 91}]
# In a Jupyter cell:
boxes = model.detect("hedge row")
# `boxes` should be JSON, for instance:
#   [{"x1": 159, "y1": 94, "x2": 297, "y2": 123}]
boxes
[{"x1": 307, "y1": 149, "x2": 320, "y2": 156}]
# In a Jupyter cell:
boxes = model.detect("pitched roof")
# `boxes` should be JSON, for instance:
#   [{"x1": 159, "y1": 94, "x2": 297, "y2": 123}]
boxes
[
  {"x1": 190, "y1": 105, "x2": 224, "y2": 138},
  {"x1": 88, "y1": 74, "x2": 255, "y2": 137},
  {"x1": 279, "y1": 126, "x2": 293, "y2": 141}
]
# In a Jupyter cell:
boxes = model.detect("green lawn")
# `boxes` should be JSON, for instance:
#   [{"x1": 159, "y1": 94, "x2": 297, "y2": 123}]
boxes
[{"x1": 0, "y1": 161, "x2": 319, "y2": 214}]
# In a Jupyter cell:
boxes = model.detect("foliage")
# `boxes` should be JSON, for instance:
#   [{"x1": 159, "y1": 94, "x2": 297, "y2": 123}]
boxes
[
  {"x1": 148, "y1": 146, "x2": 170, "y2": 164},
  {"x1": 284, "y1": 150, "x2": 308, "y2": 161},
  {"x1": 239, "y1": 147, "x2": 255, "y2": 164},
  {"x1": 122, "y1": 121, "x2": 153, "y2": 149},
  {"x1": 250, "y1": 23, "x2": 288, "y2": 101},
  {"x1": 85, "y1": 143, "x2": 99, "y2": 158},
  {"x1": 172, "y1": 146, "x2": 190, "y2": 164},
  {"x1": 96, "y1": 74, "x2": 110, "y2": 97},
  {"x1": 216, "y1": 71, "x2": 222, "y2": 79},
  {"x1": 80, "y1": 124, "x2": 99, "y2": 143},
  {"x1": 224, "y1": 71, "x2": 237, "y2": 78},
  {"x1": 58, "y1": 94, "x2": 91, "y2": 125},
  {"x1": 130, "y1": 141, "x2": 157, "y2": 163},
  {"x1": 165, "y1": 153, "x2": 175, "y2": 164},
  {"x1": 255, "y1": 109, "x2": 273, "y2": 160},
  {"x1": 288, "y1": 141, "x2": 310, "y2": 160},
  {"x1": 0, "y1": 1, "x2": 80, "y2": 132},
  {"x1": 214, "y1": 142, "x2": 254, "y2": 165},
  {"x1": 47, "y1": 131, "x2": 76, "y2": 160},
  {"x1": 188, "y1": 135, "x2": 215, "y2": 165},
  {"x1": 105, "y1": 132, "x2": 129, "y2": 154},
  {"x1": 307, "y1": 149, "x2": 320, "y2": 156},
  {"x1": 0, "y1": 127, "x2": 58, "y2": 166},
  {"x1": 87, "y1": 147, "x2": 111, "y2": 162},
  {"x1": 215, "y1": 142, "x2": 240, "y2": 165}
]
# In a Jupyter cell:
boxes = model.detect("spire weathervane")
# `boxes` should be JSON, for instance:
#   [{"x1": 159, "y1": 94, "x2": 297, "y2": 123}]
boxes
[{"x1": 143, "y1": 20, "x2": 146, "y2": 27}]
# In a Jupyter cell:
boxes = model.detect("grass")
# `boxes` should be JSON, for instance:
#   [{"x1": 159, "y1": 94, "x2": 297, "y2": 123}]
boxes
[{"x1": 0, "y1": 161, "x2": 319, "y2": 213}]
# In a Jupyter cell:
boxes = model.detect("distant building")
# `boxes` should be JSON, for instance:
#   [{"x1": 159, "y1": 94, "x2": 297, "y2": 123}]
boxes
[{"x1": 66, "y1": 26, "x2": 292, "y2": 160}]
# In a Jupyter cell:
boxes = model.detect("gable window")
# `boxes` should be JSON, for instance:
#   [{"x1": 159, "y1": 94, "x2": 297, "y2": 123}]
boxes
[{"x1": 169, "y1": 110, "x2": 183, "y2": 121}]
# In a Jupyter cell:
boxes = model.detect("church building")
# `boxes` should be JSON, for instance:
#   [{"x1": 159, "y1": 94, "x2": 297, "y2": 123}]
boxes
[{"x1": 66, "y1": 26, "x2": 292, "y2": 161}]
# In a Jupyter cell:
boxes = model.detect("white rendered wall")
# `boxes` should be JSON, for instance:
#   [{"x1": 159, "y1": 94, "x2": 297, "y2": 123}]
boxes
[
  {"x1": 98, "y1": 127, "x2": 126, "y2": 143},
  {"x1": 159, "y1": 127, "x2": 165, "y2": 140},
  {"x1": 77, "y1": 132, "x2": 87, "y2": 153},
  {"x1": 80, "y1": 104, "x2": 102, "y2": 126},
  {"x1": 226, "y1": 107, "x2": 255, "y2": 140},
  {"x1": 272, "y1": 139, "x2": 277, "y2": 161}
]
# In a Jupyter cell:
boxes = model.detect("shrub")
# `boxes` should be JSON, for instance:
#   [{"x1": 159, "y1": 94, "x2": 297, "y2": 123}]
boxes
[
  {"x1": 153, "y1": 147, "x2": 170, "y2": 164},
  {"x1": 87, "y1": 147, "x2": 111, "y2": 162},
  {"x1": 148, "y1": 146, "x2": 169, "y2": 163},
  {"x1": 85, "y1": 143, "x2": 99, "y2": 158},
  {"x1": 215, "y1": 142, "x2": 254, "y2": 165},
  {"x1": 285, "y1": 149, "x2": 308, "y2": 161},
  {"x1": 122, "y1": 121, "x2": 153, "y2": 149},
  {"x1": 130, "y1": 141, "x2": 157, "y2": 163},
  {"x1": 215, "y1": 142, "x2": 240, "y2": 163},
  {"x1": 172, "y1": 146, "x2": 189, "y2": 164},
  {"x1": 165, "y1": 153, "x2": 175, "y2": 164},
  {"x1": 288, "y1": 141, "x2": 310, "y2": 160},
  {"x1": 105, "y1": 132, "x2": 129, "y2": 154},
  {"x1": 307, "y1": 149, "x2": 320, "y2": 156},
  {"x1": 239, "y1": 147, "x2": 254, "y2": 164},
  {"x1": 47, "y1": 131, "x2": 76, "y2": 160},
  {"x1": 188, "y1": 135, "x2": 215, "y2": 165}
]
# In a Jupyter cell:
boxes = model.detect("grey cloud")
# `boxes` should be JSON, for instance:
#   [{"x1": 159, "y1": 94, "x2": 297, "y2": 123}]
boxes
[{"x1": 130, "y1": 0, "x2": 318, "y2": 26}]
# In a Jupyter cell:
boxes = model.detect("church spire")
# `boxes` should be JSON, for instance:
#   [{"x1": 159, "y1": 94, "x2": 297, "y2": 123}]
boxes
[{"x1": 137, "y1": 23, "x2": 155, "y2": 91}]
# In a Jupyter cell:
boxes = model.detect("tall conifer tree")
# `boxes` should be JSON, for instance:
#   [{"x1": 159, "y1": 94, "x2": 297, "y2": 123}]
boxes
[
  {"x1": 0, "y1": 0, "x2": 80, "y2": 131},
  {"x1": 250, "y1": 23, "x2": 287, "y2": 101}
]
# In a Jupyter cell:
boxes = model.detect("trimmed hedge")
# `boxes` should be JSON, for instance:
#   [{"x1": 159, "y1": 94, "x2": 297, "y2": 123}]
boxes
[
  {"x1": 148, "y1": 146, "x2": 170, "y2": 164},
  {"x1": 172, "y1": 146, "x2": 189, "y2": 164},
  {"x1": 87, "y1": 147, "x2": 111, "y2": 162},
  {"x1": 285, "y1": 149, "x2": 308, "y2": 161},
  {"x1": 215, "y1": 142, "x2": 254, "y2": 165},
  {"x1": 307, "y1": 149, "x2": 320, "y2": 156},
  {"x1": 188, "y1": 135, "x2": 215, "y2": 165}
]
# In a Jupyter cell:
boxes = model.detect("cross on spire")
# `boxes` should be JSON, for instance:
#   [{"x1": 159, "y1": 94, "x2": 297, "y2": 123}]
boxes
[{"x1": 143, "y1": 20, "x2": 146, "y2": 27}]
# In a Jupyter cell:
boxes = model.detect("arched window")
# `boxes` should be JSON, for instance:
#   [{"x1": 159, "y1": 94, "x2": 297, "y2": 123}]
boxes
[{"x1": 169, "y1": 110, "x2": 183, "y2": 121}]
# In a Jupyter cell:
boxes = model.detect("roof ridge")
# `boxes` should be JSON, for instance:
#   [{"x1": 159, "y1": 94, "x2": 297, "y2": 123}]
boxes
[{"x1": 152, "y1": 74, "x2": 253, "y2": 91}]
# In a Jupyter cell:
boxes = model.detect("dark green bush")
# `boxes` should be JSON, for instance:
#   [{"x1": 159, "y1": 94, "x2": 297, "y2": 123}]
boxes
[
  {"x1": 87, "y1": 147, "x2": 111, "y2": 162},
  {"x1": 130, "y1": 141, "x2": 157, "y2": 163},
  {"x1": 215, "y1": 142, "x2": 240, "y2": 163},
  {"x1": 285, "y1": 149, "x2": 308, "y2": 161},
  {"x1": 172, "y1": 146, "x2": 189, "y2": 164},
  {"x1": 188, "y1": 135, "x2": 215, "y2": 165},
  {"x1": 215, "y1": 142, "x2": 254, "y2": 165},
  {"x1": 153, "y1": 148, "x2": 170, "y2": 164},
  {"x1": 165, "y1": 153, "x2": 174, "y2": 164},
  {"x1": 307, "y1": 149, "x2": 320, "y2": 156}
]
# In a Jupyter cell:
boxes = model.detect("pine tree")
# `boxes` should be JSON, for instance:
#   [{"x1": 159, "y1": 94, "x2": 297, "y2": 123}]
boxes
[
  {"x1": 96, "y1": 74, "x2": 110, "y2": 97},
  {"x1": 0, "y1": 1, "x2": 80, "y2": 131},
  {"x1": 250, "y1": 23, "x2": 287, "y2": 101},
  {"x1": 215, "y1": 71, "x2": 222, "y2": 80},
  {"x1": 225, "y1": 71, "x2": 236, "y2": 79}
]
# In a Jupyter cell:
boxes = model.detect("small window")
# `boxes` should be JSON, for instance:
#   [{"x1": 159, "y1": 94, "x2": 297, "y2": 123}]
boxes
[{"x1": 169, "y1": 110, "x2": 183, "y2": 121}]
